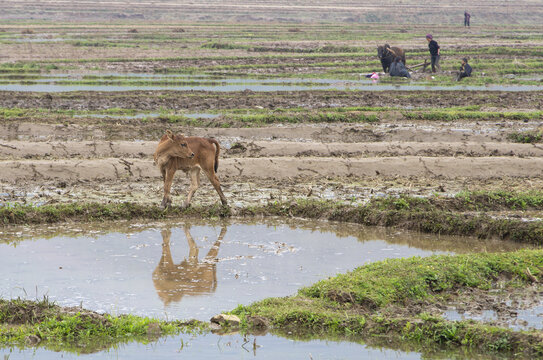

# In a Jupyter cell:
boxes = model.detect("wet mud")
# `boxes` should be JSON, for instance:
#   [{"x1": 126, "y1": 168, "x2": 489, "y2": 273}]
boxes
[
  {"x1": 1, "y1": 90, "x2": 542, "y2": 110},
  {"x1": 443, "y1": 287, "x2": 543, "y2": 331},
  {"x1": 1, "y1": 20, "x2": 543, "y2": 357},
  {"x1": 2, "y1": 112, "x2": 543, "y2": 217}
]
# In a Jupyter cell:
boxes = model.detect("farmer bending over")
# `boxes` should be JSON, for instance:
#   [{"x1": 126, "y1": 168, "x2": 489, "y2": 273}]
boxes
[{"x1": 389, "y1": 57, "x2": 411, "y2": 78}]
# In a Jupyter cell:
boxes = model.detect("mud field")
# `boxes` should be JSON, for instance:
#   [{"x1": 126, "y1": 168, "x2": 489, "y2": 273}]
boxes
[
  {"x1": 2, "y1": 0, "x2": 543, "y2": 25},
  {"x1": 1, "y1": 89, "x2": 543, "y2": 214},
  {"x1": 1, "y1": 15, "x2": 543, "y2": 358}
]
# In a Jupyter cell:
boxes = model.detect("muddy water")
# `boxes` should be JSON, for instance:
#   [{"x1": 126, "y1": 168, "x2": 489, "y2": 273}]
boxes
[
  {"x1": 72, "y1": 112, "x2": 219, "y2": 119},
  {"x1": 5, "y1": 333, "x2": 425, "y2": 360},
  {"x1": 1, "y1": 73, "x2": 543, "y2": 92},
  {"x1": 444, "y1": 301, "x2": 543, "y2": 331},
  {"x1": 0, "y1": 219, "x2": 531, "y2": 359},
  {"x1": 0, "y1": 219, "x2": 526, "y2": 321},
  {"x1": 3, "y1": 83, "x2": 543, "y2": 92}
]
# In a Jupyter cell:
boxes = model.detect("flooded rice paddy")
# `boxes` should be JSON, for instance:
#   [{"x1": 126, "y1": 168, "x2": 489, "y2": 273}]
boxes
[
  {"x1": 2, "y1": 218, "x2": 532, "y2": 359},
  {"x1": 0, "y1": 219, "x2": 528, "y2": 321},
  {"x1": 72, "y1": 112, "x2": 219, "y2": 120},
  {"x1": 1, "y1": 73, "x2": 543, "y2": 92}
]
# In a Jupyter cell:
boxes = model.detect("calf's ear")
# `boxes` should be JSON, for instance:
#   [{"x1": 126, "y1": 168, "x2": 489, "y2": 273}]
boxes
[{"x1": 166, "y1": 130, "x2": 174, "y2": 140}]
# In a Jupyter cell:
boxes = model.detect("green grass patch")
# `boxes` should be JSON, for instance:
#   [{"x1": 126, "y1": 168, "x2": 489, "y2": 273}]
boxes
[
  {"x1": 232, "y1": 111, "x2": 379, "y2": 125},
  {"x1": 0, "y1": 202, "x2": 231, "y2": 226},
  {"x1": 69, "y1": 40, "x2": 137, "y2": 48},
  {"x1": 202, "y1": 41, "x2": 363, "y2": 54},
  {"x1": 246, "y1": 197, "x2": 543, "y2": 244},
  {"x1": 300, "y1": 251, "x2": 542, "y2": 307},
  {"x1": 508, "y1": 130, "x2": 543, "y2": 143},
  {"x1": 403, "y1": 110, "x2": 543, "y2": 122},
  {"x1": 0, "y1": 297, "x2": 207, "y2": 353},
  {"x1": 234, "y1": 249, "x2": 543, "y2": 357}
]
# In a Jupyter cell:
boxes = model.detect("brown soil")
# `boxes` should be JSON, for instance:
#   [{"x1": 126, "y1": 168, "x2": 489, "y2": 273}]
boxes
[
  {"x1": 1, "y1": 2, "x2": 542, "y2": 32},
  {"x1": 1, "y1": 90, "x2": 542, "y2": 111},
  {"x1": 2, "y1": 104, "x2": 543, "y2": 211},
  {"x1": 1, "y1": 90, "x2": 543, "y2": 210},
  {"x1": 0, "y1": 299, "x2": 108, "y2": 327}
]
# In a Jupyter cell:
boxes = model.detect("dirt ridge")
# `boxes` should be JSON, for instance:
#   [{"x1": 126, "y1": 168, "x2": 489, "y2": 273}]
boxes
[
  {"x1": 2, "y1": 156, "x2": 543, "y2": 184},
  {"x1": 2, "y1": 140, "x2": 543, "y2": 159}
]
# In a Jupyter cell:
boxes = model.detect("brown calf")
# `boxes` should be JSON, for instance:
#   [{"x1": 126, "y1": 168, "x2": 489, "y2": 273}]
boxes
[{"x1": 154, "y1": 130, "x2": 228, "y2": 208}]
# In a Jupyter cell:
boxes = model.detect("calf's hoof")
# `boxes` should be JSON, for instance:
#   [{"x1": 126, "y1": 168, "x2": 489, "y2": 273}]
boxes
[{"x1": 160, "y1": 198, "x2": 172, "y2": 209}]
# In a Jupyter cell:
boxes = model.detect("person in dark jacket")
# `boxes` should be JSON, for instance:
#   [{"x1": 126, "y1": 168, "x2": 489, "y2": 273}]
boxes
[
  {"x1": 456, "y1": 58, "x2": 472, "y2": 81},
  {"x1": 426, "y1": 34, "x2": 440, "y2": 73},
  {"x1": 464, "y1": 11, "x2": 471, "y2": 27},
  {"x1": 389, "y1": 57, "x2": 411, "y2": 78}
]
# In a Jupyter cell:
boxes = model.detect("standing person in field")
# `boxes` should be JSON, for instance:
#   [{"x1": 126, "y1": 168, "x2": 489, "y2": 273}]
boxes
[
  {"x1": 426, "y1": 34, "x2": 440, "y2": 73},
  {"x1": 464, "y1": 11, "x2": 471, "y2": 27}
]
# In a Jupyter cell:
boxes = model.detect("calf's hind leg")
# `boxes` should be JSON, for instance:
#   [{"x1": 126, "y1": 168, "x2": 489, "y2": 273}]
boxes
[{"x1": 203, "y1": 168, "x2": 228, "y2": 206}]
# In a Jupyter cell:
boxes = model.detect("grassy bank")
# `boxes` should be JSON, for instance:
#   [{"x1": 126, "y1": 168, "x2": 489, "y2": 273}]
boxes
[
  {"x1": 2, "y1": 191, "x2": 543, "y2": 244},
  {"x1": 0, "y1": 297, "x2": 207, "y2": 353},
  {"x1": 233, "y1": 249, "x2": 543, "y2": 357}
]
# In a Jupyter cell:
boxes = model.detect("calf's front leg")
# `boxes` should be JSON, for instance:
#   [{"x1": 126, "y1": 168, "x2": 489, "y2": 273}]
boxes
[
  {"x1": 183, "y1": 167, "x2": 201, "y2": 208},
  {"x1": 160, "y1": 167, "x2": 176, "y2": 209}
]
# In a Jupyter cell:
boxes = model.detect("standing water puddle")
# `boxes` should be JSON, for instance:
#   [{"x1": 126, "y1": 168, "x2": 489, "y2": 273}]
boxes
[
  {"x1": 0, "y1": 219, "x2": 530, "y2": 359},
  {"x1": 5, "y1": 332, "x2": 427, "y2": 360},
  {"x1": 71, "y1": 112, "x2": 219, "y2": 120},
  {"x1": 3, "y1": 83, "x2": 543, "y2": 92},
  {"x1": 443, "y1": 300, "x2": 543, "y2": 331},
  {"x1": 1, "y1": 73, "x2": 543, "y2": 92},
  {"x1": 0, "y1": 218, "x2": 526, "y2": 320}
]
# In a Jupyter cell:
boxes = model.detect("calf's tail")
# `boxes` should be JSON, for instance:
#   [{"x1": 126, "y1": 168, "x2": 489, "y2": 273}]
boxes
[{"x1": 207, "y1": 138, "x2": 220, "y2": 172}]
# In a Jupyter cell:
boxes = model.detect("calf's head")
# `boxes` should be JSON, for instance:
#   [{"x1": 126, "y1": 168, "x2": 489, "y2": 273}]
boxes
[
  {"x1": 167, "y1": 130, "x2": 194, "y2": 158},
  {"x1": 155, "y1": 130, "x2": 194, "y2": 162}
]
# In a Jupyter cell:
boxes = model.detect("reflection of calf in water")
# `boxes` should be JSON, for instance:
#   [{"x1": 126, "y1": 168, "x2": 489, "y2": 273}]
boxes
[{"x1": 152, "y1": 226, "x2": 226, "y2": 305}]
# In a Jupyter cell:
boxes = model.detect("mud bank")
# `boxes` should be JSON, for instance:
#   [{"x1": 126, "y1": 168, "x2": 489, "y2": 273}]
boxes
[
  {"x1": 2, "y1": 120, "x2": 537, "y2": 143},
  {"x1": 3, "y1": 140, "x2": 543, "y2": 159},
  {"x1": 3, "y1": 197, "x2": 543, "y2": 244},
  {"x1": 1, "y1": 90, "x2": 542, "y2": 111},
  {"x1": 0, "y1": 297, "x2": 206, "y2": 354},
  {"x1": 2, "y1": 156, "x2": 543, "y2": 184}
]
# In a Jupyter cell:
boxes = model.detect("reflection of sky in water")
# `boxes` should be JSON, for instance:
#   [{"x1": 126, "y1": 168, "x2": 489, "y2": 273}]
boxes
[
  {"x1": 0, "y1": 220, "x2": 530, "y2": 360},
  {"x1": 2, "y1": 84, "x2": 543, "y2": 92},
  {"x1": 2, "y1": 333, "x2": 423, "y2": 360},
  {"x1": 0, "y1": 222, "x2": 456, "y2": 321},
  {"x1": 444, "y1": 302, "x2": 543, "y2": 331},
  {"x1": 72, "y1": 112, "x2": 219, "y2": 119},
  {"x1": 1, "y1": 74, "x2": 542, "y2": 92}
]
